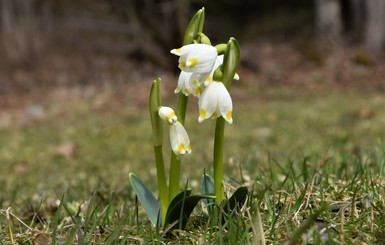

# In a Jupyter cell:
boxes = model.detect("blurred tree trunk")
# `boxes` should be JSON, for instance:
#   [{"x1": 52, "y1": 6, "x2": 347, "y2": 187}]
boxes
[
  {"x1": 364, "y1": 0, "x2": 385, "y2": 53},
  {"x1": 315, "y1": 0, "x2": 342, "y2": 42},
  {"x1": 130, "y1": 0, "x2": 190, "y2": 68},
  {"x1": 349, "y1": 0, "x2": 365, "y2": 40},
  {"x1": 0, "y1": 0, "x2": 44, "y2": 62}
]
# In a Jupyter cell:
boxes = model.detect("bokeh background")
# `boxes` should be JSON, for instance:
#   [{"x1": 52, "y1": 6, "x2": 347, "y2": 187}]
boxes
[{"x1": 2, "y1": 0, "x2": 385, "y2": 97}]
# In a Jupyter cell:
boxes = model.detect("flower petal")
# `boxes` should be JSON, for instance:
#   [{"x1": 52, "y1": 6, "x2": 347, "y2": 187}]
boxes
[
  {"x1": 216, "y1": 83, "x2": 233, "y2": 124},
  {"x1": 171, "y1": 44, "x2": 217, "y2": 74},
  {"x1": 170, "y1": 44, "x2": 197, "y2": 56},
  {"x1": 175, "y1": 71, "x2": 192, "y2": 95},
  {"x1": 198, "y1": 82, "x2": 219, "y2": 122},
  {"x1": 170, "y1": 121, "x2": 191, "y2": 156}
]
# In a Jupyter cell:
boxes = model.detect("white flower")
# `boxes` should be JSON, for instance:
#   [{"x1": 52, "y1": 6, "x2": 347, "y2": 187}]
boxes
[
  {"x1": 158, "y1": 106, "x2": 177, "y2": 125},
  {"x1": 170, "y1": 121, "x2": 192, "y2": 156},
  {"x1": 198, "y1": 81, "x2": 233, "y2": 124},
  {"x1": 204, "y1": 55, "x2": 240, "y2": 86},
  {"x1": 170, "y1": 44, "x2": 217, "y2": 74},
  {"x1": 175, "y1": 71, "x2": 206, "y2": 97}
]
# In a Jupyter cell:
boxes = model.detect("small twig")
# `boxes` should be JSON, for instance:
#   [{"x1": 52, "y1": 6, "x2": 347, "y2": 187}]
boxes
[
  {"x1": 248, "y1": 203, "x2": 266, "y2": 245},
  {"x1": 5, "y1": 208, "x2": 15, "y2": 245},
  {"x1": 1, "y1": 207, "x2": 34, "y2": 231}
]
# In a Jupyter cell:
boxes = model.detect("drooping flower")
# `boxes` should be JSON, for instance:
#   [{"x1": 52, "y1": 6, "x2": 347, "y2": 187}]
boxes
[
  {"x1": 170, "y1": 44, "x2": 217, "y2": 74},
  {"x1": 158, "y1": 106, "x2": 178, "y2": 125},
  {"x1": 170, "y1": 121, "x2": 192, "y2": 156},
  {"x1": 198, "y1": 81, "x2": 233, "y2": 124},
  {"x1": 204, "y1": 55, "x2": 240, "y2": 86},
  {"x1": 175, "y1": 71, "x2": 206, "y2": 97}
]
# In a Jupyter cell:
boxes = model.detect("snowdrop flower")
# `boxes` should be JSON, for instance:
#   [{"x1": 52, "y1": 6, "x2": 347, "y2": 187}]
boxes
[
  {"x1": 198, "y1": 81, "x2": 233, "y2": 124},
  {"x1": 171, "y1": 44, "x2": 217, "y2": 74},
  {"x1": 175, "y1": 71, "x2": 206, "y2": 97},
  {"x1": 170, "y1": 121, "x2": 192, "y2": 156},
  {"x1": 204, "y1": 55, "x2": 240, "y2": 86},
  {"x1": 158, "y1": 106, "x2": 178, "y2": 125}
]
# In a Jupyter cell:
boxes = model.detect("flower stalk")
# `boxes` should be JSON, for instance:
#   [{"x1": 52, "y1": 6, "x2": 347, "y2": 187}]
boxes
[
  {"x1": 149, "y1": 78, "x2": 168, "y2": 225},
  {"x1": 212, "y1": 38, "x2": 240, "y2": 205},
  {"x1": 169, "y1": 8, "x2": 205, "y2": 202},
  {"x1": 213, "y1": 117, "x2": 226, "y2": 205}
]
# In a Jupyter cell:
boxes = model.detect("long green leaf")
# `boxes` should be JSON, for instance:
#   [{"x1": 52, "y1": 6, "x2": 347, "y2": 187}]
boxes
[
  {"x1": 201, "y1": 174, "x2": 215, "y2": 215},
  {"x1": 225, "y1": 186, "x2": 248, "y2": 212},
  {"x1": 129, "y1": 173, "x2": 160, "y2": 226},
  {"x1": 165, "y1": 190, "x2": 214, "y2": 230}
]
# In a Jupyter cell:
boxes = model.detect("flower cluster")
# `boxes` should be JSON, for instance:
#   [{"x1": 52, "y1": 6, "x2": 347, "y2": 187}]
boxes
[
  {"x1": 130, "y1": 8, "x2": 243, "y2": 230},
  {"x1": 171, "y1": 44, "x2": 238, "y2": 125}
]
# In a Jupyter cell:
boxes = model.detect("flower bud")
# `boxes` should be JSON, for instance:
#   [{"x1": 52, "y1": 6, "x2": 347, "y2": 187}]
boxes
[
  {"x1": 158, "y1": 106, "x2": 178, "y2": 125},
  {"x1": 183, "y1": 8, "x2": 205, "y2": 45},
  {"x1": 149, "y1": 78, "x2": 163, "y2": 146},
  {"x1": 222, "y1": 38, "x2": 240, "y2": 89}
]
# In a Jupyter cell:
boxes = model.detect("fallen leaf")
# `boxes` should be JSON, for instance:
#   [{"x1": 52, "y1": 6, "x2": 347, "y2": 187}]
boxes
[{"x1": 55, "y1": 143, "x2": 76, "y2": 158}]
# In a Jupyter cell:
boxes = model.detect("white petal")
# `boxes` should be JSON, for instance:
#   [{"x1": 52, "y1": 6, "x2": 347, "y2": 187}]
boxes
[
  {"x1": 188, "y1": 73, "x2": 210, "y2": 97},
  {"x1": 233, "y1": 73, "x2": 240, "y2": 80},
  {"x1": 170, "y1": 44, "x2": 198, "y2": 56},
  {"x1": 172, "y1": 44, "x2": 217, "y2": 74},
  {"x1": 170, "y1": 122, "x2": 191, "y2": 156},
  {"x1": 216, "y1": 82, "x2": 233, "y2": 124},
  {"x1": 175, "y1": 71, "x2": 192, "y2": 95},
  {"x1": 214, "y1": 55, "x2": 224, "y2": 69},
  {"x1": 198, "y1": 82, "x2": 219, "y2": 122},
  {"x1": 204, "y1": 55, "x2": 223, "y2": 86}
]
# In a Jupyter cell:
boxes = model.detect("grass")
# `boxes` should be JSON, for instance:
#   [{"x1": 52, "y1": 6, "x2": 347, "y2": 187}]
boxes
[{"x1": 1, "y1": 82, "x2": 385, "y2": 243}]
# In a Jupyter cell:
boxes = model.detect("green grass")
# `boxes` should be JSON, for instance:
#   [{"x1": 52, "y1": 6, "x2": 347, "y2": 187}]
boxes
[{"x1": 1, "y1": 83, "x2": 385, "y2": 243}]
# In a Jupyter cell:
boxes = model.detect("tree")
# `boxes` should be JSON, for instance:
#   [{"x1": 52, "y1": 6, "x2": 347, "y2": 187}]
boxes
[
  {"x1": 364, "y1": 0, "x2": 385, "y2": 53},
  {"x1": 315, "y1": 0, "x2": 342, "y2": 42},
  {"x1": 315, "y1": 0, "x2": 385, "y2": 54}
]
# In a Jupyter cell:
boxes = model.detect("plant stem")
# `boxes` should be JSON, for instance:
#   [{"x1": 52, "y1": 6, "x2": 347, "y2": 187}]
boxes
[
  {"x1": 214, "y1": 117, "x2": 226, "y2": 205},
  {"x1": 169, "y1": 94, "x2": 188, "y2": 201},
  {"x1": 176, "y1": 93, "x2": 188, "y2": 125},
  {"x1": 149, "y1": 79, "x2": 168, "y2": 226},
  {"x1": 154, "y1": 145, "x2": 168, "y2": 226}
]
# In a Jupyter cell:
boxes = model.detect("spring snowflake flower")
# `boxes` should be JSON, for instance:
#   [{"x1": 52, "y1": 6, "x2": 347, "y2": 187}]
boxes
[
  {"x1": 198, "y1": 81, "x2": 233, "y2": 124},
  {"x1": 204, "y1": 55, "x2": 240, "y2": 86},
  {"x1": 170, "y1": 44, "x2": 217, "y2": 74},
  {"x1": 158, "y1": 106, "x2": 178, "y2": 125},
  {"x1": 170, "y1": 121, "x2": 192, "y2": 156},
  {"x1": 175, "y1": 71, "x2": 206, "y2": 97}
]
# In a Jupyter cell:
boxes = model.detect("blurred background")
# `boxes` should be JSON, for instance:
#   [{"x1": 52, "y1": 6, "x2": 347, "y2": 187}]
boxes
[{"x1": 1, "y1": 0, "x2": 385, "y2": 99}]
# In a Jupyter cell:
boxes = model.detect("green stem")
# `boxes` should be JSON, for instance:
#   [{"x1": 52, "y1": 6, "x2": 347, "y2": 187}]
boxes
[
  {"x1": 149, "y1": 79, "x2": 168, "y2": 226},
  {"x1": 176, "y1": 93, "x2": 188, "y2": 124},
  {"x1": 154, "y1": 145, "x2": 168, "y2": 226},
  {"x1": 169, "y1": 93, "x2": 188, "y2": 201},
  {"x1": 213, "y1": 117, "x2": 226, "y2": 205},
  {"x1": 169, "y1": 153, "x2": 180, "y2": 201}
]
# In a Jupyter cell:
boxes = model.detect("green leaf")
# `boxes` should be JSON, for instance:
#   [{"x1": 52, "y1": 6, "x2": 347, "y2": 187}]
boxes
[
  {"x1": 168, "y1": 189, "x2": 192, "y2": 210},
  {"x1": 183, "y1": 8, "x2": 205, "y2": 45},
  {"x1": 201, "y1": 174, "x2": 215, "y2": 214},
  {"x1": 52, "y1": 192, "x2": 65, "y2": 245},
  {"x1": 129, "y1": 173, "x2": 160, "y2": 226},
  {"x1": 225, "y1": 186, "x2": 248, "y2": 212},
  {"x1": 165, "y1": 190, "x2": 214, "y2": 230}
]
